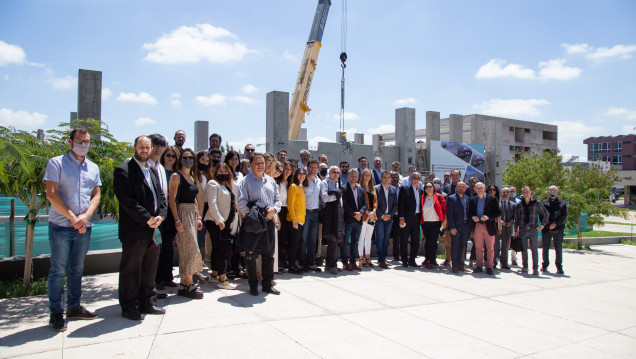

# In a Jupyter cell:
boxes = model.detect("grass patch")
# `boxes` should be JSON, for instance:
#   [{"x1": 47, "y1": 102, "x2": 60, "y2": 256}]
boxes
[
  {"x1": 0, "y1": 277, "x2": 49, "y2": 299},
  {"x1": 603, "y1": 221, "x2": 635, "y2": 226},
  {"x1": 621, "y1": 239, "x2": 636, "y2": 246},
  {"x1": 563, "y1": 242, "x2": 591, "y2": 250},
  {"x1": 564, "y1": 230, "x2": 632, "y2": 239}
]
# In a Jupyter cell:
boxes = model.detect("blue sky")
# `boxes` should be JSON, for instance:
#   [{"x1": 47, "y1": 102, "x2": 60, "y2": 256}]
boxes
[{"x1": 1, "y1": 0, "x2": 635, "y2": 157}]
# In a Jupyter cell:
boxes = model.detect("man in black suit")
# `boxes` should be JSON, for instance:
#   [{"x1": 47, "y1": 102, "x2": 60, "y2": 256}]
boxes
[
  {"x1": 375, "y1": 170, "x2": 398, "y2": 268},
  {"x1": 443, "y1": 169, "x2": 461, "y2": 196},
  {"x1": 468, "y1": 182, "x2": 501, "y2": 275},
  {"x1": 398, "y1": 171, "x2": 423, "y2": 267},
  {"x1": 114, "y1": 136, "x2": 168, "y2": 320},
  {"x1": 341, "y1": 169, "x2": 366, "y2": 271}
]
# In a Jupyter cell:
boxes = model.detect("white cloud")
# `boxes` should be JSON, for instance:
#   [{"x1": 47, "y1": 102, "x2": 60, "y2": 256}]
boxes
[
  {"x1": 474, "y1": 98, "x2": 550, "y2": 118},
  {"x1": 393, "y1": 97, "x2": 418, "y2": 106},
  {"x1": 233, "y1": 95, "x2": 257, "y2": 104},
  {"x1": 561, "y1": 43, "x2": 592, "y2": 54},
  {"x1": 142, "y1": 24, "x2": 252, "y2": 64},
  {"x1": 332, "y1": 111, "x2": 360, "y2": 121},
  {"x1": 116, "y1": 92, "x2": 158, "y2": 105},
  {"x1": 196, "y1": 93, "x2": 227, "y2": 106},
  {"x1": 282, "y1": 50, "x2": 297, "y2": 62},
  {"x1": 368, "y1": 124, "x2": 395, "y2": 134},
  {"x1": 0, "y1": 41, "x2": 27, "y2": 66},
  {"x1": 621, "y1": 125, "x2": 636, "y2": 134},
  {"x1": 475, "y1": 59, "x2": 536, "y2": 79},
  {"x1": 171, "y1": 99, "x2": 182, "y2": 107},
  {"x1": 102, "y1": 88, "x2": 112, "y2": 101},
  {"x1": 49, "y1": 75, "x2": 76, "y2": 90},
  {"x1": 135, "y1": 117, "x2": 156, "y2": 126},
  {"x1": 170, "y1": 93, "x2": 181, "y2": 98},
  {"x1": 538, "y1": 59, "x2": 582, "y2": 80},
  {"x1": 550, "y1": 120, "x2": 603, "y2": 147},
  {"x1": 228, "y1": 136, "x2": 266, "y2": 152},
  {"x1": 0, "y1": 108, "x2": 47, "y2": 128},
  {"x1": 561, "y1": 43, "x2": 636, "y2": 61},
  {"x1": 308, "y1": 136, "x2": 332, "y2": 150},
  {"x1": 604, "y1": 107, "x2": 636, "y2": 120},
  {"x1": 242, "y1": 84, "x2": 258, "y2": 94}
]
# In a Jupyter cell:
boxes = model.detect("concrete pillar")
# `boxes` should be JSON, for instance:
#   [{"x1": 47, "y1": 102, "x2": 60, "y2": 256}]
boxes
[
  {"x1": 425, "y1": 111, "x2": 440, "y2": 170},
  {"x1": 448, "y1": 114, "x2": 463, "y2": 142},
  {"x1": 354, "y1": 133, "x2": 364, "y2": 144},
  {"x1": 299, "y1": 128, "x2": 307, "y2": 141},
  {"x1": 266, "y1": 91, "x2": 289, "y2": 154},
  {"x1": 70, "y1": 112, "x2": 78, "y2": 122},
  {"x1": 194, "y1": 121, "x2": 208, "y2": 153},
  {"x1": 471, "y1": 115, "x2": 484, "y2": 144},
  {"x1": 77, "y1": 69, "x2": 102, "y2": 139},
  {"x1": 372, "y1": 134, "x2": 381, "y2": 152},
  {"x1": 36, "y1": 129, "x2": 45, "y2": 141},
  {"x1": 396, "y1": 107, "x2": 416, "y2": 168}
]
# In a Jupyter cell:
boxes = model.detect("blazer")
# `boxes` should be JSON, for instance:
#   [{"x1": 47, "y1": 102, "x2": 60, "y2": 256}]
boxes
[
  {"x1": 287, "y1": 183, "x2": 306, "y2": 224},
  {"x1": 113, "y1": 158, "x2": 167, "y2": 243},
  {"x1": 468, "y1": 194, "x2": 501, "y2": 236},
  {"x1": 204, "y1": 180, "x2": 233, "y2": 224},
  {"x1": 398, "y1": 184, "x2": 423, "y2": 223},
  {"x1": 446, "y1": 193, "x2": 469, "y2": 231},
  {"x1": 374, "y1": 183, "x2": 398, "y2": 220},
  {"x1": 499, "y1": 198, "x2": 517, "y2": 225},
  {"x1": 342, "y1": 183, "x2": 367, "y2": 224}
]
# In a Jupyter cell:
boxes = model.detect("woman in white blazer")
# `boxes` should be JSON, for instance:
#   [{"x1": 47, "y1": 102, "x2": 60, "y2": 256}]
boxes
[{"x1": 204, "y1": 162, "x2": 238, "y2": 290}]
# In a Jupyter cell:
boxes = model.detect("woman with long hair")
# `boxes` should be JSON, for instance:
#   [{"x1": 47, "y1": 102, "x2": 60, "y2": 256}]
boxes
[
  {"x1": 169, "y1": 148, "x2": 204, "y2": 299},
  {"x1": 287, "y1": 167, "x2": 307, "y2": 274},
  {"x1": 224, "y1": 150, "x2": 246, "y2": 279},
  {"x1": 358, "y1": 169, "x2": 378, "y2": 267},
  {"x1": 155, "y1": 146, "x2": 179, "y2": 289},
  {"x1": 204, "y1": 162, "x2": 238, "y2": 290},
  {"x1": 193, "y1": 151, "x2": 213, "y2": 277},
  {"x1": 275, "y1": 161, "x2": 293, "y2": 271},
  {"x1": 420, "y1": 181, "x2": 447, "y2": 269}
]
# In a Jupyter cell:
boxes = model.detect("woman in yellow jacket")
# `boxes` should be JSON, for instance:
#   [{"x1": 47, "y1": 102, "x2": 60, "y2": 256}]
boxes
[{"x1": 286, "y1": 167, "x2": 307, "y2": 274}]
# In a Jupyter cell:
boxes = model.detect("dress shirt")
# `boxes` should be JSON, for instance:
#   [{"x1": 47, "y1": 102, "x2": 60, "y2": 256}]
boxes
[
  {"x1": 304, "y1": 175, "x2": 321, "y2": 210},
  {"x1": 477, "y1": 196, "x2": 486, "y2": 218},
  {"x1": 340, "y1": 174, "x2": 349, "y2": 187},
  {"x1": 320, "y1": 177, "x2": 341, "y2": 205},
  {"x1": 413, "y1": 185, "x2": 421, "y2": 214},
  {"x1": 238, "y1": 172, "x2": 281, "y2": 215},
  {"x1": 133, "y1": 156, "x2": 158, "y2": 212},
  {"x1": 279, "y1": 181, "x2": 288, "y2": 206},
  {"x1": 43, "y1": 152, "x2": 102, "y2": 227}
]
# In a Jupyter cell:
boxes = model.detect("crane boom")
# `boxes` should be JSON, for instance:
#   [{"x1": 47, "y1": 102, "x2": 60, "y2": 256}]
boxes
[{"x1": 289, "y1": 0, "x2": 331, "y2": 140}]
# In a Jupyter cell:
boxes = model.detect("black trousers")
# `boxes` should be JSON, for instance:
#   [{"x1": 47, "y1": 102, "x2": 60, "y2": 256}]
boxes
[
  {"x1": 155, "y1": 224, "x2": 175, "y2": 284},
  {"x1": 400, "y1": 216, "x2": 421, "y2": 264},
  {"x1": 322, "y1": 234, "x2": 340, "y2": 268},
  {"x1": 391, "y1": 215, "x2": 401, "y2": 258},
  {"x1": 278, "y1": 207, "x2": 290, "y2": 267},
  {"x1": 205, "y1": 220, "x2": 233, "y2": 275},
  {"x1": 119, "y1": 236, "x2": 159, "y2": 311},
  {"x1": 246, "y1": 220, "x2": 275, "y2": 291},
  {"x1": 421, "y1": 221, "x2": 441, "y2": 264},
  {"x1": 288, "y1": 224, "x2": 303, "y2": 268}
]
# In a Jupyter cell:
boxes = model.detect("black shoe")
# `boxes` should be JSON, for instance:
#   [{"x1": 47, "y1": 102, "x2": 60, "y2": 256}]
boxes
[
  {"x1": 474, "y1": 266, "x2": 483, "y2": 273},
  {"x1": 155, "y1": 281, "x2": 165, "y2": 290},
  {"x1": 408, "y1": 261, "x2": 420, "y2": 268},
  {"x1": 402, "y1": 262, "x2": 409, "y2": 268},
  {"x1": 49, "y1": 313, "x2": 67, "y2": 332},
  {"x1": 163, "y1": 280, "x2": 178, "y2": 287},
  {"x1": 309, "y1": 265, "x2": 322, "y2": 272},
  {"x1": 249, "y1": 288, "x2": 259, "y2": 296},
  {"x1": 541, "y1": 266, "x2": 548, "y2": 272},
  {"x1": 486, "y1": 268, "x2": 494, "y2": 275},
  {"x1": 263, "y1": 287, "x2": 281, "y2": 295},
  {"x1": 140, "y1": 305, "x2": 166, "y2": 315},
  {"x1": 122, "y1": 309, "x2": 145, "y2": 321},
  {"x1": 501, "y1": 265, "x2": 511, "y2": 270},
  {"x1": 156, "y1": 293, "x2": 168, "y2": 300},
  {"x1": 557, "y1": 268, "x2": 565, "y2": 275},
  {"x1": 289, "y1": 266, "x2": 304, "y2": 275},
  {"x1": 66, "y1": 305, "x2": 98, "y2": 320},
  {"x1": 315, "y1": 258, "x2": 324, "y2": 266}
]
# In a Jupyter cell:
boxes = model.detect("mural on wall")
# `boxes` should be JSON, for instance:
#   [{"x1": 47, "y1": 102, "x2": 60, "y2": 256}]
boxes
[{"x1": 430, "y1": 140, "x2": 485, "y2": 183}]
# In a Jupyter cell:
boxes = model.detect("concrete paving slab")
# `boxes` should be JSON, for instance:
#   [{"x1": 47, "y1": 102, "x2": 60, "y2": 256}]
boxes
[
  {"x1": 64, "y1": 336, "x2": 155, "y2": 359},
  {"x1": 619, "y1": 326, "x2": 636, "y2": 339},
  {"x1": 581, "y1": 332, "x2": 636, "y2": 358},
  {"x1": 528, "y1": 342, "x2": 621, "y2": 359}
]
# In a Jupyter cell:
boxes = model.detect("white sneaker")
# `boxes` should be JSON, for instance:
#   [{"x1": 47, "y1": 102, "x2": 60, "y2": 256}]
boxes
[{"x1": 216, "y1": 281, "x2": 237, "y2": 290}]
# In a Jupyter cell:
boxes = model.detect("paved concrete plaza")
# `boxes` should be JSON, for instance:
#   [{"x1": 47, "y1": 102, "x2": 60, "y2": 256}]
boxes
[{"x1": 1, "y1": 244, "x2": 636, "y2": 358}]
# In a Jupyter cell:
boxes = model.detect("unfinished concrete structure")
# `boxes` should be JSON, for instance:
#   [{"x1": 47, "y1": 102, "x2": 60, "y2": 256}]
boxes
[{"x1": 76, "y1": 69, "x2": 102, "y2": 139}]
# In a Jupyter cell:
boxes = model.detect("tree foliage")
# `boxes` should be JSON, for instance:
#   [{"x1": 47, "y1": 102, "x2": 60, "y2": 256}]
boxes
[{"x1": 503, "y1": 149, "x2": 629, "y2": 241}]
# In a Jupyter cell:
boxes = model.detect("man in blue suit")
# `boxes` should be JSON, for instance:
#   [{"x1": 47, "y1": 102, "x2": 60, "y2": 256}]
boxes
[
  {"x1": 398, "y1": 172, "x2": 423, "y2": 267},
  {"x1": 446, "y1": 181, "x2": 471, "y2": 273},
  {"x1": 375, "y1": 170, "x2": 398, "y2": 268}
]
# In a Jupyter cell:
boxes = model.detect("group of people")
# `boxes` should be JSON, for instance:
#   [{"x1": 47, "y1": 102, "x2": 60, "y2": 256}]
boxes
[{"x1": 43, "y1": 128, "x2": 568, "y2": 331}]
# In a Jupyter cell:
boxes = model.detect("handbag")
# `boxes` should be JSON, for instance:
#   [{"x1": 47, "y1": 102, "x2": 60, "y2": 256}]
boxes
[{"x1": 510, "y1": 234, "x2": 523, "y2": 252}]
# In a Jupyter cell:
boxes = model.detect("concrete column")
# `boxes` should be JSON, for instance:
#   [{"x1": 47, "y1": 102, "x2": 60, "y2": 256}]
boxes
[
  {"x1": 37, "y1": 129, "x2": 45, "y2": 141},
  {"x1": 77, "y1": 69, "x2": 102, "y2": 139},
  {"x1": 70, "y1": 112, "x2": 78, "y2": 122},
  {"x1": 372, "y1": 134, "x2": 381, "y2": 152},
  {"x1": 266, "y1": 91, "x2": 289, "y2": 154},
  {"x1": 471, "y1": 115, "x2": 484, "y2": 144},
  {"x1": 354, "y1": 133, "x2": 364, "y2": 144},
  {"x1": 194, "y1": 121, "x2": 208, "y2": 153},
  {"x1": 396, "y1": 107, "x2": 416, "y2": 168},
  {"x1": 299, "y1": 128, "x2": 307, "y2": 141},
  {"x1": 448, "y1": 114, "x2": 463, "y2": 142},
  {"x1": 425, "y1": 111, "x2": 440, "y2": 170}
]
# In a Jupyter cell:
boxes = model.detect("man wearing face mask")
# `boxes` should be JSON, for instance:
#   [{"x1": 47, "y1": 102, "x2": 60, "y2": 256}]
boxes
[
  {"x1": 318, "y1": 162, "x2": 329, "y2": 181},
  {"x1": 208, "y1": 148, "x2": 222, "y2": 169},
  {"x1": 44, "y1": 128, "x2": 102, "y2": 331},
  {"x1": 541, "y1": 186, "x2": 567, "y2": 274}
]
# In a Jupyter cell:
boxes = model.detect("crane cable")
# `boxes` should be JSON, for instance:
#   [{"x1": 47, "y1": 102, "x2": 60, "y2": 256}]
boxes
[{"x1": 339, "y1": 0, "x2": 347, "y2": 134}]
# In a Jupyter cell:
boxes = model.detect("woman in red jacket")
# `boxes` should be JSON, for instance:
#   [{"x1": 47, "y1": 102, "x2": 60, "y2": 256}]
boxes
[{"x1": 420, "y1": 181, "x2": 447, "y2": 269}]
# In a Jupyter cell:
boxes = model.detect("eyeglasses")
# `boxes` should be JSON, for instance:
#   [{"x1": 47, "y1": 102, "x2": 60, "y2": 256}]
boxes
[
  {"x1": 182, "y1": 156, "x2": 194, "y2": 160},
  {"x1": 165, "y1": 153, "x2": 176, "y2": 159},
  {"x1": 74, "y1": 139, "x2": 91, "y2": 145},
  {"x1": 298, "y1": 172, "x2": 307, "y2": 175},
  {"x1": 424, "y1": 185, "x2": 433, "y2": 189},
  {"x1": 245, "y1": 148, "x2": 255, "y2": 152}
]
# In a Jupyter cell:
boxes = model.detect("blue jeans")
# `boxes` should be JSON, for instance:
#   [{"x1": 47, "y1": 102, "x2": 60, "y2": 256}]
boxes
[
  {"x1": 300, "y1": 211, "x2": 319, "y2": 267},
  {"x1": 375, "y1": 219, "x2": 392, "y2": 262},
  {"x1": 451, "y1": 222, "x2": 470, "y2": 270},
  {"x1": 48, "y1": 223, "x2": 92, "y2": 314},
  {"x1": 342, "y1": 222, "x2": 362, "y2": 264}
]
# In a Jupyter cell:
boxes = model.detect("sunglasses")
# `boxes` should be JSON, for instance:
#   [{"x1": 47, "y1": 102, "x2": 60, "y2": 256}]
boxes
[
  {"x1": 298, "y1": 172, "x2": 307, "y2": 175},
  {"x1": 425, "y1": 185, "x2": 433, "y2": 189},
  {"x1": 182, "y1": 156, "x2": 194, "y2": 160},
  {"x1": 245, "y1": 148, "x2": 255, "y2": 152},
  {"x1": 165, "y1": 153, "x2": 176, "y2": 159}
]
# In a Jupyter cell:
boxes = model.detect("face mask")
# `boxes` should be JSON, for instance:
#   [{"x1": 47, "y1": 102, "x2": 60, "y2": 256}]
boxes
[
  {"x1": 320, "y1": 169, "x2": 328, "y2": 177},
  {"x1": 433, "y1": 183, "x2": 441, "y2": 190},
  {"x1": 216, "y1": 174, "x2": 229, "y2": 182},
  {"x1": 182, "y1": 159, "x2": 194, "y2": 169},
  {"x1": 510, "y1": 191, "x2": 516, "y2": 198},
  {"x1": 72, "y1": 143, "x2": 89, "y2": 157},
  {"x1": 211, "y1": 159, "x2": 220, "y2": 168},
  {"x1": 198, "y1": 163, "x2": 209, "y2": 171},
  {"x1": 549, "y1": 190, "x2": 558, "y2": 197}
]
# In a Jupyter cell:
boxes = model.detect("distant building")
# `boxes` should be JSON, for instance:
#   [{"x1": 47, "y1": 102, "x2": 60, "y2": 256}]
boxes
[{"x1": 583, "y1": 134, "x2": 636, "y2": 170}]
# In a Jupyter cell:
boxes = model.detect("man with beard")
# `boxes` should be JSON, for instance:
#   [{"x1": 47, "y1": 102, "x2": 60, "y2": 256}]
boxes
[
  {"x1": 174, "y1": 130, "x2": 186, "y2": 154},
  {"x1": 338, "y1": 161, "x2": 350, "y2": 188}
]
